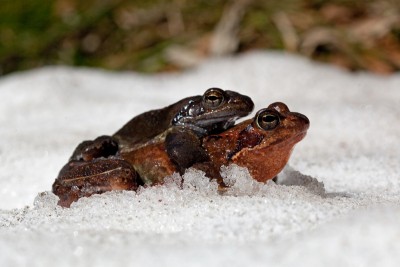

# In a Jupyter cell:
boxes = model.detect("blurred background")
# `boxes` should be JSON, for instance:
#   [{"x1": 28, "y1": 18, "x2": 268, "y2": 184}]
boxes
[{"x1": 1, "y1": 0, "x2": 399, "y2": 76}]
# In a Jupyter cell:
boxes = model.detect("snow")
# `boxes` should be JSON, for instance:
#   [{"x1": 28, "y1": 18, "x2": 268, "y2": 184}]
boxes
[{"x1": 1, "y1": 51, "x2": 400, "y2": 266}]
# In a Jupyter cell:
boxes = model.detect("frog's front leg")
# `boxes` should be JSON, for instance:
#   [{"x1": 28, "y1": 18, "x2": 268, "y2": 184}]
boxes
[
  {"x1": 52, "y1": 158, "x2": 138, "y2": 207},
  {"x1": 165, "y1": 128, "x2": 227, "y2": 190},
  {"x1": 70, "y1": 135, "x2": 119, "y2": 161},
  {"x1": 165, "y1": 128, "x2": 209, "y2": 174}
]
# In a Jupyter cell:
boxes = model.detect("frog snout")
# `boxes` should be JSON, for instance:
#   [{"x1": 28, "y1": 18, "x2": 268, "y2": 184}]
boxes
[
  {"x1": 293, "y1": 112, "x2": 310, "y2": 131},
  {"x1": 225, "y1": 91, "x2": 254, "y2": 109},
  {"x1": 241, "y1": 95, "x2": 255, "y2": 112}
]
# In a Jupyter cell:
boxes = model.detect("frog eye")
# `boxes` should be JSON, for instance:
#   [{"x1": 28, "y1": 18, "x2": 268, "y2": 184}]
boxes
[
  {"x1": 256, "y1": 110, "x2": 280, "y2": 130},
  {"x1": 203, "y1": 88, "x2": 225, "y2": 108}
]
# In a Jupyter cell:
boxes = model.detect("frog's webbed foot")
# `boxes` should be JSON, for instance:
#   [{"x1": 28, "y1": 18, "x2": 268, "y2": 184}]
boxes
[
  {"x1": 165, "y1": 128, "x2": 209, "y2": 173},
  {"x1": 70, "y1": 135, "x2": 119, "y2": 161},
  {"x1": 52, "y1": 158, "x2": 139, "y2": 208}
]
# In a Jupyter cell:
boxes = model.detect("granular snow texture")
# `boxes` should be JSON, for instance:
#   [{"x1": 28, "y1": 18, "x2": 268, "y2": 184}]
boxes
[{"x1": 0, "y1": 52, "x2": 399, "y2": 266}]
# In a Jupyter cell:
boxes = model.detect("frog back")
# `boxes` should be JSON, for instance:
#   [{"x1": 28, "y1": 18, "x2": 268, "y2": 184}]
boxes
[{"x1": 113, "y1": 97, "x2": 196, "y2": 151}]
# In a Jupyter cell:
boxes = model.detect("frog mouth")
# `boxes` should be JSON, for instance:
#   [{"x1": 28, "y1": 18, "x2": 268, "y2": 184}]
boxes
[
  {"x1": 197, "y1": 110, "x2": 251, "y2": 125},
  {"x1": 271, "y1": 131, "x2": 308, "y2": 149},
  {"x1": 199, "y1": 115, "x2": 239, "y2": 126},
  {"x1": 176, "y1": 114, "x2": 244, "y2": 134}
]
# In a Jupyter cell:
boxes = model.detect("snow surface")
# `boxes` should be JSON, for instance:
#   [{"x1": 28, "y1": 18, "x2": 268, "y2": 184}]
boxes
[{"x1": 1, "y1": 51, "x2": 400, "y2": 266}]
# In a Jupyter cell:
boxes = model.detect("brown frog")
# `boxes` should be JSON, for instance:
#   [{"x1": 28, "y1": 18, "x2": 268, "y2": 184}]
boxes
[
  {"x1": 52, "y1": 88, "x2": 254, "y2": 206},
  {"x1": 202, "y1": 102, "x2": 310, "y2": 183}
]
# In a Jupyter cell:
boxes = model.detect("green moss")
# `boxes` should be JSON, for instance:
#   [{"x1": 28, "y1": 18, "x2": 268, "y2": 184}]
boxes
[{"x1": 0, "y1": 0, "x2": 398, "y2": 74}]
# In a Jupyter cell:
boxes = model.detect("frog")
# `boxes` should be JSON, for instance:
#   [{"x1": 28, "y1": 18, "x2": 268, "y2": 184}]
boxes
[
  {"x1": 201, "y1": 102, "x2": 310, "y2": 183},
  {"x1": 52, "y1": 88, "x2": 254, "y2": 206}
]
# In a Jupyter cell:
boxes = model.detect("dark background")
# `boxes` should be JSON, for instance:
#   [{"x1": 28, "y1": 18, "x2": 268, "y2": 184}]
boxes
[{"x1": 1, "y1": 0, "x2": 399, "y2": 75}]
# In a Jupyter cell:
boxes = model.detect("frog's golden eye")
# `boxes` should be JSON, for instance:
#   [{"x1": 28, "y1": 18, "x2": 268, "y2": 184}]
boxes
[
  {"x1": 203, "y1": 88, "x2": 225, "y2": 108},
  {"x1": 256, "y1": 110, "x2": 280, "y2": 130}
]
